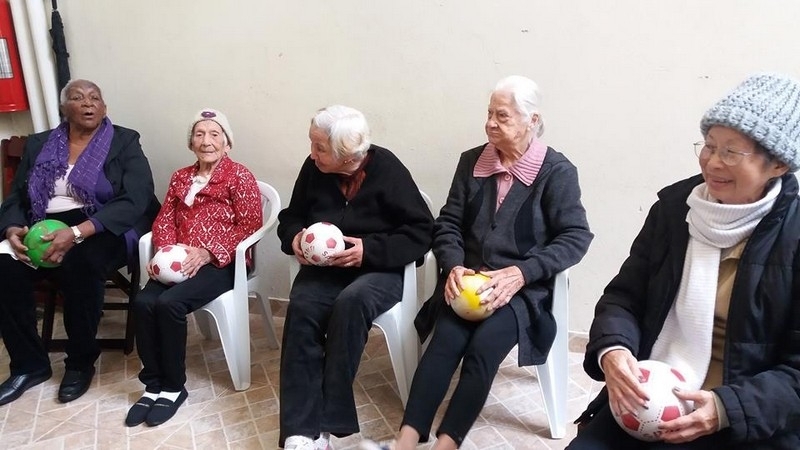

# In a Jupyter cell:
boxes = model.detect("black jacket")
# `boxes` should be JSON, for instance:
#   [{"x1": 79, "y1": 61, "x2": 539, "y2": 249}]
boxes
[
  {"x1": 0, "y1": 125, "x2": 160, "y2": 240},
  {"x1": 580, "y1": 173, "x2": 800, "y2": 449}
]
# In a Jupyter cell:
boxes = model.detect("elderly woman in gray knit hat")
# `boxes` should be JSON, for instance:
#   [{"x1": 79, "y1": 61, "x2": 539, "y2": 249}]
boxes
[{"x1": 569, "y1": 73, "x2": 800, "y2": 449}]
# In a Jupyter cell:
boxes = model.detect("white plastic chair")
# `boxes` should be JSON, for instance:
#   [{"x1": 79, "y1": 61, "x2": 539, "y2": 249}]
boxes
[
  {"x1": 288, "y1": 258, "x2": 419, "y2": 405},
  {"x1": 138, "y1": 180, "x2": 281, "y2": 391},
  {"x1": 535, "y1": 268, "x2": 569, "y2": 439}
]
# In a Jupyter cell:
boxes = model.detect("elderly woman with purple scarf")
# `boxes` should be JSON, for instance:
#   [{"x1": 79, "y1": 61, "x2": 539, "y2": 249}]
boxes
[{"x1": 0, "y1": 79, "x2": 160, "y2": 407}]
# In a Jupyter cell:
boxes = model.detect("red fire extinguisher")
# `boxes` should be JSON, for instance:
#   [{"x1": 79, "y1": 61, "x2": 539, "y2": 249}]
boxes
[{"x1": 0, "y1": 0, "x2": 28, "y2": 112}]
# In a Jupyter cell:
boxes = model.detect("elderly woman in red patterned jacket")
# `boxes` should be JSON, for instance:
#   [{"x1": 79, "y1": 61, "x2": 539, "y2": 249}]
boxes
[{"x1": 124, "y1": 109, "x2": 263, "y2": 428}]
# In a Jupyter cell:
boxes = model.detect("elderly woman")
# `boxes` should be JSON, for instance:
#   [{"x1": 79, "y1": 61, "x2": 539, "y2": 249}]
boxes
[
  {"x1": 277, "y1": 105, "x2": 433, "y2": 450},
  {"x1": 569, "y1": 73, "x2": 800, "y2": 449},
  {"x1": 124, "y1": 109, "x2": 262, "y2": 427},
  {"x1": 0, "y1": 79, "x2": 160, "y2": 406},
  {"x1": 362, "y1": 75, "x2": 593, "y2": 450}
]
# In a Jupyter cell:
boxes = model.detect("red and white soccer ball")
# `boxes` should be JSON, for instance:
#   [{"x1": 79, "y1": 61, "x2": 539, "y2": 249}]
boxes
[
  {"x1": 301, "y1": 222, "x2": 345, "y2": 266},
  {"x1": 151, "y1": 245, "x2": 190, "y2": 285},
  {"x1": 612, "y1": 360, "x2": 692, "y2": 442}
]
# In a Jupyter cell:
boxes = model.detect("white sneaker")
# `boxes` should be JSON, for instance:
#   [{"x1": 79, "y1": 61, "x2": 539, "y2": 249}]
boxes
[
  {"x1": 285, "y1": 435, "x2": 316, "y2": 450},
  {"x1": 359, "y1": 439, "x2": 394, "y2": 450},
  {"x1": 315, "y1": 432, "x2": 333, "y2": 450}
]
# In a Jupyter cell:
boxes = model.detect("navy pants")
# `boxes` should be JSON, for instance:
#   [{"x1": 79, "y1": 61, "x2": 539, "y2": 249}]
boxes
[
  {"x1": 567, "y1": 402, "x2": 722, "y2": 449},
  {"x1": 279, "y1": 265, "x2": 402, "y2": 447},
  {"x1": 402, "y1": 305, "x2": 518, "y2": 446},
  {"x1": 0, "y1": 210, "x2": 127, "y2": 374},
  {"x1": 134, "y1": 263, "x2": 234, "y2": 393}
]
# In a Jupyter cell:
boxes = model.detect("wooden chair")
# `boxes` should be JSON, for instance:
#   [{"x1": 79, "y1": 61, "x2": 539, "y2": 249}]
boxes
[
  {"x1": 1, "y1": 135, "x2": 26, "y2": 200},
  {"x1": 1, "y1": 134, "x2": 139, "y2": 354}
]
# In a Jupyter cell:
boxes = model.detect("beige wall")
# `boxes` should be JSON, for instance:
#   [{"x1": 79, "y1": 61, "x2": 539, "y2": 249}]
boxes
[{"x1": 3, "y1": 0, "x2": 800, "y2": 333}]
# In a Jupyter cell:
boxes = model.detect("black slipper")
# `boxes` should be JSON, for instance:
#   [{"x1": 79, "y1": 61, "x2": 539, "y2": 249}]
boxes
[
  {"x1": 125, "y1": 396, "x2": 156, "y2": 427},
  {"x1": 145, "y1": 389, "x2": 188, "y2": 426}
]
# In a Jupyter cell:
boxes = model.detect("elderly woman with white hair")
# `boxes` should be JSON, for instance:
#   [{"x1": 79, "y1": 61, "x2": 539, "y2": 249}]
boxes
[
  {"x1": 362, "y1": 76, "x2": 593, "y2": 450},
  {"x1": 277, "y1": 105, "x2": 433, "y2": 450}
]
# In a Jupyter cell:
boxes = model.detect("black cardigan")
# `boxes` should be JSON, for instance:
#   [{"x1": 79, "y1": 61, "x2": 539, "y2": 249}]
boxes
[
  {"x1": 277, "y1": 145, "x2": 433, "y2": 270},
  {"x1": 415, "y1": 145, "x2": 593, "y2": 366}
]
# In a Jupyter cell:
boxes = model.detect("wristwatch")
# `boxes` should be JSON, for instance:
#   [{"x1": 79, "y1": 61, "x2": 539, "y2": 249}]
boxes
[{"x1": 71, "y1": 226, "x2": 84, "y2": 244}]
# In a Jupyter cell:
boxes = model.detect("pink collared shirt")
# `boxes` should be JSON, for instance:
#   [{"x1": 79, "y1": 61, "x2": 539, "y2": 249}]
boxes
[{"x1": 472, "y1": 139, "x2": 547, "y2": 210}]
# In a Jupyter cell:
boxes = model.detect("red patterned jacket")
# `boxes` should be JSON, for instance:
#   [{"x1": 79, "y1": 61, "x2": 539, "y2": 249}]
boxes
[{"x1": 152, "y1": 156, "x2": 262, "y2": 268}]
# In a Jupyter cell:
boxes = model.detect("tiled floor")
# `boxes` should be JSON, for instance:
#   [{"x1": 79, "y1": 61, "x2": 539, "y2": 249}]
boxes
[{"x1": 0, "y1": 299, "x2": 602, "y2": 449}]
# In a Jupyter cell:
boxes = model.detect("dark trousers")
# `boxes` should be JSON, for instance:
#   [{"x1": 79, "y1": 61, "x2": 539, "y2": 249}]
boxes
[
  {"x1": 0, "y1": 211, "x2": 127, "y2": 374},
  {"x1": 134, "y1": 263, "x2": 234, "y2": 393},
  {"x1": 402, "y1": 305, "x2": 518, "y2": 446},
  {"x1": 279, "y1": 266, "x2": 402, "y2": 446},
  {"x1": 567, "y1": 403, "x2": 722, "y2": 449}
]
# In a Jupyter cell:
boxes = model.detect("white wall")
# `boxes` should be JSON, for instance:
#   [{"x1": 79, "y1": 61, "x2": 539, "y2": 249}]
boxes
[{"x1": 3, "y1": 0, "x2": 800, "y2": 333}]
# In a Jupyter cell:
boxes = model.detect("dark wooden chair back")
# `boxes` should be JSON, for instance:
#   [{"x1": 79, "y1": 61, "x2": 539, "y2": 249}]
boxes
[{"x1": 1, "y1": 135, "x2": 26, "y2": 199}]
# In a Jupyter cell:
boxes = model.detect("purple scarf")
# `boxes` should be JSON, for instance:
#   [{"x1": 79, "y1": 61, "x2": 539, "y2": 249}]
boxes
[{"x1": 28, "y1": 117, "x2": 114, "y2": 222}]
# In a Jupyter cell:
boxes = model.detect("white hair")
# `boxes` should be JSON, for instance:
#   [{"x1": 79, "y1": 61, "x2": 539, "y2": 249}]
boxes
[
  {"x1": 59, "y1": 79, "x2": 103, "y2": 106},
  {"x1": 311, "y1": 105, "x2": 371, "y2": 160},
  {"x1": 494, "y1": 75, "x2": 545, "y2": 137}
]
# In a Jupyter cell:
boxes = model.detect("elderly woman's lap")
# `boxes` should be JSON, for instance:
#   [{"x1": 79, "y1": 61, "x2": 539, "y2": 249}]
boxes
[
  {"x1": 288, "y1": 267, "x2": 403, "y2": 325},
  {"x1": 568, "y1": 405, "x2": 721, "y2": 450}
]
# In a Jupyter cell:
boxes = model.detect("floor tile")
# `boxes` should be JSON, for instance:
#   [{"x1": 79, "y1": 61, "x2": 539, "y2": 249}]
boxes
[{"x1": 0, "y1": 300, "x2": 595, "y2": 448}]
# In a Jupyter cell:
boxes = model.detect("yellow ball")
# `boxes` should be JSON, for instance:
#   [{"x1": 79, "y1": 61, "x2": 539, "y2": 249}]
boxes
[{"x1": 452, "y1": 273, "x2": 494, "y2": 321}]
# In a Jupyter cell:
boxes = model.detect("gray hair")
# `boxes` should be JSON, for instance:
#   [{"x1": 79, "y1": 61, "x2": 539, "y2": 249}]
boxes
[
  {"x1": 59, "y1": 79, "x2": 103, "y2": 105},
  {"x1": 494, "y1": 75, "x2": 545, "y2": 137},
  {"x1": 311, "y1": 105, "x2": 371, "y2": 160}
]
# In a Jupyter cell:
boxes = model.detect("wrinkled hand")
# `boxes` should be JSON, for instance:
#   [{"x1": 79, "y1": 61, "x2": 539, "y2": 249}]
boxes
[
  {"x1": 444, "y1": 266, "x2": 475, "y2": 305},
  {"x1": 178, "y1": 245, "x2": 213, "y2": 278},
  {"x1": 601, "y1": 349, "x2": 649, "y2": 417},
  {"x1": 41, "y1": 227, "x2": 76, "y2": 265},
  {"x1": 478, "y1": 266, "x2": 525, "y2": 310},
  {"x1": 659, "y1": 388, "x2": 718, "y2": 443},
  {"x1": 5, "y1": 226, "x2": 31, "y2": 263},
  {"x1": 329, "y1": 236, "x2": 363, "y2": 268},
  {"x1": 291, "y1": 229, "x2": 312, "y2": 265},
  {"x1": 146, "y1": 259, "x2": 156, "y2": 280}
]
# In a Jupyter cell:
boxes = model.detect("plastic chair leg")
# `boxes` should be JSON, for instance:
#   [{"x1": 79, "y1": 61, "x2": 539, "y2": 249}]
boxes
[
  {"x1": 253, "y1": 292, "x2": 279, "y2": 349},
  {"x1": 374, "y1": 305, "x2": 409, "y2": 405}
]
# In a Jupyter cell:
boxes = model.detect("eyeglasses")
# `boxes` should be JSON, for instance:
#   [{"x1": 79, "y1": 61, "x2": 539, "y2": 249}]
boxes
[{"x1": 693, "y1": 141, "x2": 755, "y2": 166}]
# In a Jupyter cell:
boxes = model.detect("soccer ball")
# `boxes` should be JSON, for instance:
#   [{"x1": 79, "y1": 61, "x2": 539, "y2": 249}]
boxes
[
  {"x1": 451, "y1": 273, "x2": 495, "y2": 321},
  {"x1": 151, "y1": 245, "x2": 190, "y2": 285},
  {"x1": 612, "y1": 360, "x2": 692, "y2": 441},
  {"x1": 23, "y1": 219, "x2": 69, "y2": 268},
  {"x1": 301, "y1": 222, "x2": 345, "y2": 266}
]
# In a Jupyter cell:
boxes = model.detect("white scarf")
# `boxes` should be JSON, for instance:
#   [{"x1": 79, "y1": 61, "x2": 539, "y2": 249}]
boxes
[{"x1": 650, "y1": 179, "x2": 781, "y2": 389}]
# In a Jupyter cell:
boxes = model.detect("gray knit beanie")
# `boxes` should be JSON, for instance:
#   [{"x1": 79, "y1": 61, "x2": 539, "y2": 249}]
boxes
[{"x1": 700, "y1": 73, "x2": 800, "y2": 172}]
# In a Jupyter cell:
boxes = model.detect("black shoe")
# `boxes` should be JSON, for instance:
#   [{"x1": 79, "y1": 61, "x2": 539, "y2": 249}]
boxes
[
  {"x1": 125, "y1": 396, "x2": 156, "y2": 427},
  {"x1": 145, "y1": 389, "x2": 188, "y2": 426},
  {"x1": 0, "y1": 368, "x2": 52, "y2": 406},
  {"x1": 57, "y1": 367, "x2": 95, "y2": 403}
]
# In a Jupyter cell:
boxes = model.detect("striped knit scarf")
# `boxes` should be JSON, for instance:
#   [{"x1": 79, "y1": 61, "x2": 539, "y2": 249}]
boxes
[
  {"x1": 28, "y1": 117, "x2": 114, "y2": 222},
  {"x1": 650, "y1": 179, "x2": 781, "y2": 389}
]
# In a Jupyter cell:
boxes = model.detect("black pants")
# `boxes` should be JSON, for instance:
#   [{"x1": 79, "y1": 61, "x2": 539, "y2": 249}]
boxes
[
  {"x1": 0, "y1": 210, "x2": 127, "y2": 374},
  {"x1": 567, "y1": 403, "x2": 722, "y2": 449},
  {"x1": 134, "y1": 263, "x2": 234, "y2": 393},
  {"x1": 279, "y1": 265, "x2": 402, "y2": 446},
  {"x1": 402, "y1": 305, "x2": 518, "y2": 446}
]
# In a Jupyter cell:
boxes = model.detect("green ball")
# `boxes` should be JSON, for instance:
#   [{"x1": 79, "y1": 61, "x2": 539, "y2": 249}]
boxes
[{"x1": 23, "y1": 219, "x2": 70, "y2": 268}]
